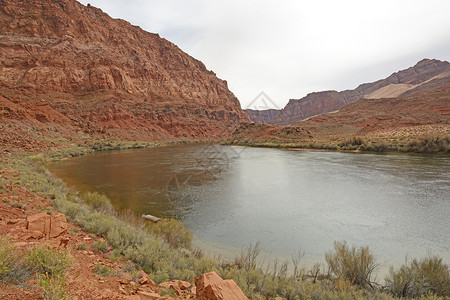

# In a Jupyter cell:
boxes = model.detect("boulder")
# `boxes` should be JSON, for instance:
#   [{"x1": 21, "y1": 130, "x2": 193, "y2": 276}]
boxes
[
  {"x1": 26, "y1": 212, "x2": 67, "y2": 239},
  {"x1": 195, "y1": 272, "x2": 223, "y2": 293},
  {"x1": 195, "y1": 272, "x2": 248, "y2": 300},
  {"x1": 26, "y1": 212, "x2": 51, "y2": 238}
]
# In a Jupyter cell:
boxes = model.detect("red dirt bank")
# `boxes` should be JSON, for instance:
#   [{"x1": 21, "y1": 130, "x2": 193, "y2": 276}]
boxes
[{"x1": 0, "y1": 166, "x2": 247, "y2": 299}]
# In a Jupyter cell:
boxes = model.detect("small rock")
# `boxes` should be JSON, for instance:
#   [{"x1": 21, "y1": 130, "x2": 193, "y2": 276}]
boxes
[
  {"x1": 138, "y1": 270, "x2": 155, "y2": 286},
  {"x1": 173, "y1": 280, "x2": 191, "y2": 290},
  {"x1": 119, "y1": 285, "x2": 126, "y2": 294},
  {"x1": 7, "y1": 219, "x2": 20, "y2": 225},
  {"x1": 58, "y1": 236, "x2": 69, "y2": 248},
  {"x1": 137, "y1": 290, "x2": 160, "y2": 300}
]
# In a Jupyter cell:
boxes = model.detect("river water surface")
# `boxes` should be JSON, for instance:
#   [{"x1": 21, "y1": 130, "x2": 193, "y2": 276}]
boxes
[{"x1": 49, "y1": 144, "x2": 450, "y2": 274}]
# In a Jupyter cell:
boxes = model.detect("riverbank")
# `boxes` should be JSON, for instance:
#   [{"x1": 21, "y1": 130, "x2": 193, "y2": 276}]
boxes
[
  {"x1": 224, "y1": 134, "x2": 450, "y2": 155},
  {"x1": 1, "y1": 142, "x2": 449, "y2": 299},
  {"x1": 225, "y1": 121, "x2": 450, "y2": 156}
]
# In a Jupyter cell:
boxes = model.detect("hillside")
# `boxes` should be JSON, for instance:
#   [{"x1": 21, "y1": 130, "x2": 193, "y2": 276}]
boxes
[
  {"x1": 229, "y1": 85, "x2": 450, "y2": 153},
  {"x1": 268, "y1": 59, "x2": 450, "y2": 125},
  {"x1": 0, "y1": 0, "x2": 248, "y2": 152}
]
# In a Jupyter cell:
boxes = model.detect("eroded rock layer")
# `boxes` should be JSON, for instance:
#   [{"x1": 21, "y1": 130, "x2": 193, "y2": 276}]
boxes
[{"x1": 0, "y1": 0, "x2": 248, "y2": 151}]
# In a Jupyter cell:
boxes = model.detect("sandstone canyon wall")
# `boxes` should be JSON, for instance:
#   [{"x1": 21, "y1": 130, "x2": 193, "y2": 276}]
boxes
[
  {"x1": 0, "y1": 0, "x2": 249, "y2": 151},
  {"x1": 244, "y1": 108, "x2": 280, "y2": 123}
]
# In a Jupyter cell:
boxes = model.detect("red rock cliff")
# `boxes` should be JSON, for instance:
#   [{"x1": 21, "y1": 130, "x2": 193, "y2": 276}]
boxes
[{"x1": 0, "y1": 0, "x2": 249, "y2": 150}]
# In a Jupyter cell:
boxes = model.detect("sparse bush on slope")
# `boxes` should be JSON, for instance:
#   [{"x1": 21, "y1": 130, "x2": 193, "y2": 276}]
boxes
[
  {"x1": 325, "y1": 241, "x2": 378, "y2": 288},
  {"x1": 0, "y1": 237, "x2": 31, "y2": 283},
  {"x1": 385, "y1": 255, "x2": 450, "y2": 298}
]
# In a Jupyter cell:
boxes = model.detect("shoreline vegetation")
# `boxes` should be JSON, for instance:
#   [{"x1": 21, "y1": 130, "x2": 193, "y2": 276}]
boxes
[
  {"x1": 1, "y1": 140, "x2": 449, "y2": 299},
  {"x1": 223, "y1": 135, "x2": 450, "y2": 155}
]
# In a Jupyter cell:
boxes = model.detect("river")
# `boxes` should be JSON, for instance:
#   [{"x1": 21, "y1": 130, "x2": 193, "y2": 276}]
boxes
[{"x1": 48, "y1": 144, "x2": 450, "y2": 276}]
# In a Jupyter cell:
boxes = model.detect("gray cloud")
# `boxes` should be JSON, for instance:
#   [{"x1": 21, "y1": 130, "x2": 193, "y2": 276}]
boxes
[{"x1": 78, "y1": 0, "x2": 450, "y2": 108}]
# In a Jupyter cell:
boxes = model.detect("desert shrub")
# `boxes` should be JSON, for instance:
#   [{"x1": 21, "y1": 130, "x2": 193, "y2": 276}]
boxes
[
  {"x1": 407, "y1": 137, "x2": 450, "y2": 154},
  {"x1": 76, "y1": 243, "x2": 87, "y2": 250},
  {"x1": 147, "y1": 218, "x2": 193, "y2": 249},
  {"x1": 92, "y1": 240, "x2": 109, "y2": 253},
  {"x1": 38, "y1": 272, "x2": 69, "y2": 300},
  {"x1": 10, "y1": 202, "x2": 23, "y2": 209},
  {"x1": 109, "y1": 249, "x2": 123, "y2": 262},
  {"x1": 339, "y1": 137, "x2": 364, "y2": 148},
  {"x1": 27, "y1": 246, "x2": 72, "y2": 276},
  {"x1": 27, "y1": 245, "x2": 72, "y2": 299},
  {"x1": 68, "y1": 226, "x2": 80, "y2": 234},
  {"x1": 0, "y1": 237, "x2": 31, "y2": 283},
  {"x1": 121, "y1": 261, "x2": 137, "y2": 273},
  {"x1": 385, "y1": 255, "x2": 450, "y2": 298},
  {"x1": 325, "y1": 241, "x2": 377, "y2": 288},
  {"x1": 94, "y1": 264, "x2": 114, "y2": 276},
  {"x1": 81, "y1": 191, "x2": 114, "y2": 214},
  {"x1": 233, "y1": 242, "x2": 261, "y2": 271}
]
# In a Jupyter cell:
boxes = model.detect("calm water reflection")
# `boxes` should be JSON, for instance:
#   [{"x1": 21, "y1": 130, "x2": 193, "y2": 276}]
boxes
[{"x1": 49, "y1": 144, "x2": 450, "y2": 270}]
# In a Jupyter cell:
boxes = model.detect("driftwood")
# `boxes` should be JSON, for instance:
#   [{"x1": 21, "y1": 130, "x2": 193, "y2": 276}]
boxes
[{"x1": 142, "y1": 214, "x2": 160, "y2": 223}]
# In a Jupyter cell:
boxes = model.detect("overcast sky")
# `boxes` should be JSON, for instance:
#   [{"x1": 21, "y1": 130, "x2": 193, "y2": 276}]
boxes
[{"x1": 78, "y1": 0, "x2": 450, "y2": 109}]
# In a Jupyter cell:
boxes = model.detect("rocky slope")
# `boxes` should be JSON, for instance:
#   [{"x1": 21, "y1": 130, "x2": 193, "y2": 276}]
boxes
[
  {"x1": 0, "y1": 0, "x2": 248, "y2": 152},
  {"x1": 244, "y1": 108, "x2": 280, "y2": 123},
  {"x1": 0, "y1": 166, "x2": 247, "y2": 300},
  {"x1": 228, "y1": 85, "x2": 450, "y2": 150},
  {"x1": 269, "y1": 59, "x2": 450, "y2": 125}
]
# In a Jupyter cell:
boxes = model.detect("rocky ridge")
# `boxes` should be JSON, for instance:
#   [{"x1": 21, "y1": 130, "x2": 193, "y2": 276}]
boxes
[
  {"x1": 230, "y1": 85, "x2": 450, "y2": 148},
  {"x1": 268, "y1": 59, "x2": 450, "y2": 125},
  {"x1": 243, "y1": 108, "x2": 280, "y2": 123}
]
